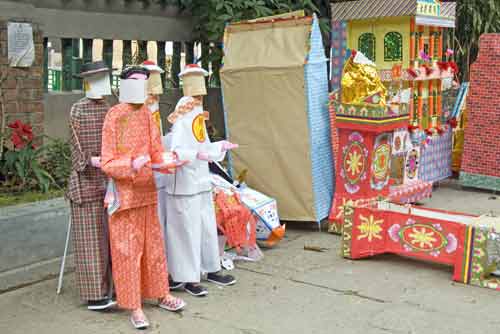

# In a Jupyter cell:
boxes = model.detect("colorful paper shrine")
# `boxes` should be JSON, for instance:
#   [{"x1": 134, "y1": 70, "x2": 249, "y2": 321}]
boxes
[
  {"x1": 341, "y1": 201, "x2": 500, "y2": 291},
  {"x1": 329, "y1": 51, "x2": 410, "y2": 233},
  {"x1": 221, "y1": 12, "x2": 333, "y2": 223},
  {"x1": 460, "y1": 34, "x2": 500, "y2": 191},
  {"x1": 330, "y1": 0, "x2": 458, "y2": 185}
]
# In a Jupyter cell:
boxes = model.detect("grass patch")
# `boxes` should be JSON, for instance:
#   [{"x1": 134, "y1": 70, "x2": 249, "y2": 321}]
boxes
[{"x1": 0, "y1": 189, "x2": 65, "y2": 208}]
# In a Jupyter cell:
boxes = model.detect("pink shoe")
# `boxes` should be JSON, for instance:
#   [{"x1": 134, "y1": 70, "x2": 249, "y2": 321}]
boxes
[
  {"x1": 130, "y1": 310, "x2": 149, "y2": 330},
  {"x1": 158, "y1": 295, "x2": 186, "y2": 312}
]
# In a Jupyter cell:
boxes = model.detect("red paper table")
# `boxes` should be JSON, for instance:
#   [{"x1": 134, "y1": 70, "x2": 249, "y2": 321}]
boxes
[
  {"x1": 341, "y1": 202, "x2": 500, "y2": 291},
  {"x1": 328, "y1": 105, "x2": 409, "y2": 233}
]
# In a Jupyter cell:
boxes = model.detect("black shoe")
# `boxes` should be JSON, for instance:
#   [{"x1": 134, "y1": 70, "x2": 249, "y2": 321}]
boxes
[
  {"x1": 206, "y1": 272, "x2": 237, "y2": 286},
  {"x1": 184, "y1": 283, "x2": 208, "y2": 297},
  {"x1": 87, "y1": 298, "x2": 117, "y2": 311},
  {"x1": 169, "y1": 278, "x2": 184, "y2": 291}
]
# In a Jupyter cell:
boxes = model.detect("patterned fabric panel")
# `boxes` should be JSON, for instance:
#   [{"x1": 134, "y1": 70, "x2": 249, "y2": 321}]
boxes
[
  {"x1": 330, "y1": 21, "x2": 347, "y2": 91},
  {"x1": 306, "y1": 16, "x2": 334, "y2": 222},
  {"x1": 331, "y1": 0, "x2": 417, "y2": 21},
  {"x1": 419, "y1": 127, "x2": 453, "y2": 182}
]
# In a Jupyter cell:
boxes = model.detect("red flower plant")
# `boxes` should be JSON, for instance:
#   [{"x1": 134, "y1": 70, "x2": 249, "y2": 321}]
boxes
[{"x1": 8, "y1": 120, "x2": 34, "y2": 149}]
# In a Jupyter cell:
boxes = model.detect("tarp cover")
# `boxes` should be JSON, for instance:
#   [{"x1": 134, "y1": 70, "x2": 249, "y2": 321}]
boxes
[{"x1": 221, "y1": 18, "x2": 317, "y2": 221}]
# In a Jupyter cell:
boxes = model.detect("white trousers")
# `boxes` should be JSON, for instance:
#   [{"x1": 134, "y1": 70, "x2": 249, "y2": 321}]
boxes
[{"x1": 157, "y1": 190, "x2": 221, "y2": 283}]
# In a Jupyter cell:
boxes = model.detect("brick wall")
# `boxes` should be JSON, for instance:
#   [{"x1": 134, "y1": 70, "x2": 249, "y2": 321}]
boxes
[
  {"x1": 0, "y1": 20, "x2": 44, "y2": 146},
  {"x1": 461, "y1": 34, "x2": 500, "y2": 179}
]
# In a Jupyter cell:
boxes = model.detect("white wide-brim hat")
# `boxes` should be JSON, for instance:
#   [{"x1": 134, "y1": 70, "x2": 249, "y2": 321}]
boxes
[
  {"x1": 179, "y1": 64, "x2": 209, "y2": 77},
  {"x1": 142, "y1": 60, "x2": 165, "y2": 74}
]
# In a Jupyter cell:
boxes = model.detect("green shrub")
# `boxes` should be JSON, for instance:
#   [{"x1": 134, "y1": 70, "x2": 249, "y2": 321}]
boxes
[{"x1": 43, "y1": 138, "x2": 71, "y2": 189}]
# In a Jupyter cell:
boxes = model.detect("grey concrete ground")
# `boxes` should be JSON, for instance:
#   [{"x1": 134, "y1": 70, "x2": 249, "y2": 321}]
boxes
[{"x1": 0, "y1": 180, "x2": 499, "y2": 334}]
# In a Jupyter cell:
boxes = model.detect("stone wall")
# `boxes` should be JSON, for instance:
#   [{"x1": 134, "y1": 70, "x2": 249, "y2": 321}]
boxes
[
  {"x1": 460, "y1": 34, "x2": 500, "y2": 191},
  {"x1": 0, "y1": 20, "x2": 45, "y2": 145}
]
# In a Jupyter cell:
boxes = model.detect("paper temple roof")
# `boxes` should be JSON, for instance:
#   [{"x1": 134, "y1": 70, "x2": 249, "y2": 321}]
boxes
[{"x1": 331, "y1": 0, "x2": 456, "y2": 22}]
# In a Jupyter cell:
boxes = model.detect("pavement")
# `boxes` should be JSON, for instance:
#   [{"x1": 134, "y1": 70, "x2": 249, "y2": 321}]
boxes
[{"x1": 0, "y1": 180, "x2": 499, "y2": 334}]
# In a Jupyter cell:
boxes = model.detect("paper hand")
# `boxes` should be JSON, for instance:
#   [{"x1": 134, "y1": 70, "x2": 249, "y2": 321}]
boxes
[
  {"x1": 221, "y1": 141, "x2": 239, "y2": 152},
  {"x1": 132, "y1": 154, "x2": 151, "y2": 171},
  {"x1": 90, "y1": 156, "x2": 101, "y2": 168}
]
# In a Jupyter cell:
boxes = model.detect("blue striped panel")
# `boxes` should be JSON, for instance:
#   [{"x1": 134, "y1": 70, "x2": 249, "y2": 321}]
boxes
[{"x1": 305, "y1": 16, "x2": 335, "y2": 222}]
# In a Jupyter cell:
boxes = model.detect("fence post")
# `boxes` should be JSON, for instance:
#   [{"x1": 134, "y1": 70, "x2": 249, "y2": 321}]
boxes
[
  {"x1": 61, "y1": 38, "x2": 73, "y2": 91},
  {"x1": 185, "y1": 41, "x2": 194, "y2": 64},
  {"x1": 122, "y1": 40, "x2": 132, "y2": 67},
  {"x1": 157, "y1": 41, "x2": 166, "y2": 87},
  {"x1": 103, "y1": 39, "x2": 113, "y2": 80},
  {"x1": 43, "y1": 37, "x2": 48, "y2": 92},
  {"x1": 72, "y1": 38, "x2": 82, "y2": 90},
  {"x1": 201, "y1": 42, "x2": 210, "y2": 86},
  {"x1": 138, "y1": 40, "x2": 148, "y2": 63},
  {"x1": 172, "y1": 41, "x2": 181, "y2": 88},
  {"x1": 82, "y1": 38, "x2": 93, "y2": 64}
]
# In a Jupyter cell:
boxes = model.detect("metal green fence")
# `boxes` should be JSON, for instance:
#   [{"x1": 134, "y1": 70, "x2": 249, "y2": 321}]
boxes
[
  {"x1": 48, "y1": 68, "x2": 120, "y2": 92},
  {"x1": 48, "y1": 68, "x2": 61, "y2": 91}
]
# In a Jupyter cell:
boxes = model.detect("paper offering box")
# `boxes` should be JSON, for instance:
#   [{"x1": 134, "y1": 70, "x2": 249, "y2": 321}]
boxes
[{"x1": 238, "y1": 186, "x2": 285, "y2": 247}]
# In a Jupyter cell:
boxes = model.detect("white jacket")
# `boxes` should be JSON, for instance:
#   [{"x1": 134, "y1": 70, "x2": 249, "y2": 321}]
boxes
[{"x1": 156, "y1": 96, "x2": 225, "y2": 195}]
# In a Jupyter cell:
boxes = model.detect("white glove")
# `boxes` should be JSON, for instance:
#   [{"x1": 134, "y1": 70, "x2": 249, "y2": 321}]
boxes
[
  {"x1": 221, "y1": 141, "x2": 239, "y2": 152},
  {"x1": 90, "y1": 156, "x2": 101, "y2": 168},
  {"x1": 132, "y1": 154, "x2": 151, "y2": 171}
]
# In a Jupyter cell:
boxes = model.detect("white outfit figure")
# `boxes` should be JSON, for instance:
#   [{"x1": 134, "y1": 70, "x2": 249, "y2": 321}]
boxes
[{"x1": 157, "y1": 96, "x2": 226, "y2": 283}]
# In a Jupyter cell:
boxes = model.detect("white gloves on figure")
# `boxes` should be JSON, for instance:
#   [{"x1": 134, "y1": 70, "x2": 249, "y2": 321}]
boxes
[
  {"x1": 132, "y1": 154, "x2": 151, "y2": 171},
  {"x1": 90, "y1": 156, "x2": 101, "y2": 168},
  {"x1": 197, "y1": 141, "x2": 238, "y2": 161},
  {"x1": 221, "y1": 140, "x2": 238, "y2": 152},
  {"x1": 196, "y1": 152, "x2": 210, "y2": 161}
]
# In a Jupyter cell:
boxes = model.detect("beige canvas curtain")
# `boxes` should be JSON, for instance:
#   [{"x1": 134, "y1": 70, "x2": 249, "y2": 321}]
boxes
[{"x1": 221, "y1": 18, "x2": 318, "y2": 221}]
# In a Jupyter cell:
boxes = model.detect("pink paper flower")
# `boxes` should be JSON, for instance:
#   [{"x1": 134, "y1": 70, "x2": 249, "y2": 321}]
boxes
[
  {"x1": 445, "y1": 233, "x2": 458, "y2": 254},
  {"x1": 430, "y1": 250, "x2": 440, "y2": 257},
  {"x1": 419, "y1": 50, "x2": 431, "y2": 62},
  {"x1": 446, "y1": 48, "x2": 454, "y2": 57},
  {"x1": 388, "y1": 224, "x2": 401, "y2": 242}
]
